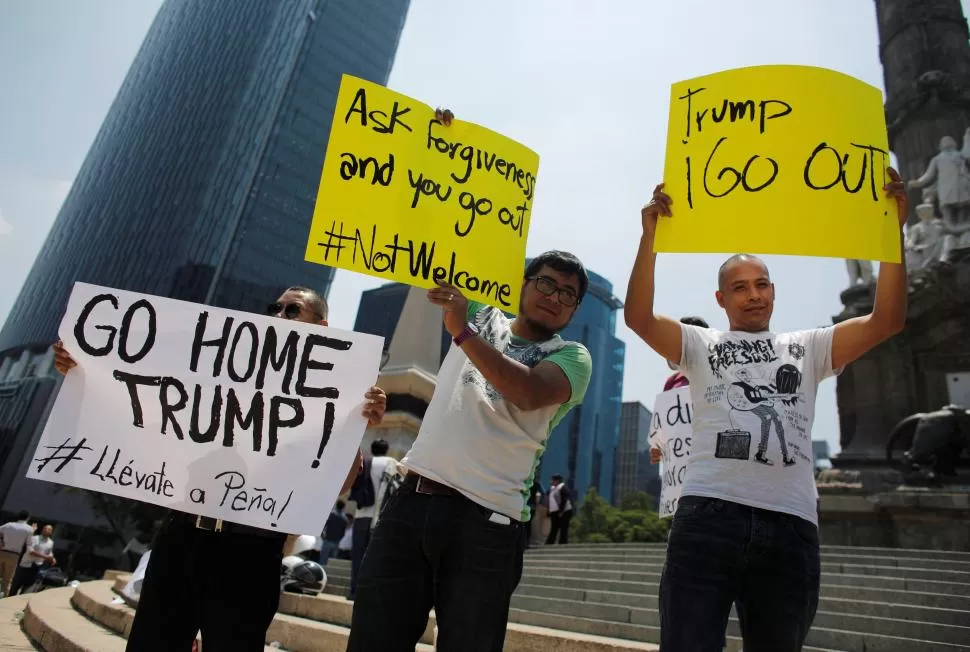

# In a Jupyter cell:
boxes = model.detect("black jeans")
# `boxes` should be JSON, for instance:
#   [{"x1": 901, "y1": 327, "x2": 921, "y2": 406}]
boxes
[
  {"x1": 9, "y1": 564, "x2": 40, "y2": 595},
  {"x1": 660, "y1": 496, "x2": 820, "y2": 652},
  {"x1": 126, "y1": 512, "x2": 286, "y2": 652},
  {"x1": 348, "y1": 516, "x2": 372, "y2": 599},
  {"x1": 545, "y1": 510, "x2": 571, "y2": 544},
  {"x1": 346, "y1": 478, "x2": 525, "y2": 652}
]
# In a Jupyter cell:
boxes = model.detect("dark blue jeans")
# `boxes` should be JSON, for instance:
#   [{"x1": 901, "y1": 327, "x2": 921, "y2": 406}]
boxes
[
  {"x1": 346, "y1": 478, "x2": 524, "y2": 652},
  {"x1": 660, "y1": 496, "x2": 820, "y2": 652}
]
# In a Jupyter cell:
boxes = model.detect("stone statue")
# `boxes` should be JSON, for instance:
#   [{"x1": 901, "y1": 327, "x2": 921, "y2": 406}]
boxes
[
  {"x1": 904, "y1": 189, "x2": 946, "y2": 269},
  {"x1": 845, "y1": 259, "x2": 874, "y2": 285},
  {"x1": 885, "y1": 405, "x2": 970, "y2": 482},
  {"x1": 908, "y1": 130, "x2": 970, "y2": 261}
]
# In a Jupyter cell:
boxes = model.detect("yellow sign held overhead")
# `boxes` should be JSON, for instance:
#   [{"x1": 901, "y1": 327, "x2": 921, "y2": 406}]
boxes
[
  {"x1": 658, "y1": 65, "x2": 900, "y2": 262},
  {"x1": 305, "y1": 75, "x2": 540, "y2": 311}
]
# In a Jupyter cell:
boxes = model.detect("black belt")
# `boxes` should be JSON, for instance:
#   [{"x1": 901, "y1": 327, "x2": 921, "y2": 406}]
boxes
[
  {"x1": 405, "y1": 473, "x2": 460, "y2": 497},
  {"x1": 171, "y1": 512, "x2": 285, "y2": 540}
]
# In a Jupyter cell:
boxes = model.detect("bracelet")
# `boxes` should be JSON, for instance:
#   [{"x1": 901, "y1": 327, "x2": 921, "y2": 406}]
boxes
[{"x1": 453, "y1": 322, "x2": 479, "y2": 347}]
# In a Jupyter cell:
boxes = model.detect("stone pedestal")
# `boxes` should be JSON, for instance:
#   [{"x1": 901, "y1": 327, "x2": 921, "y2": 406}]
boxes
[
  {"x1": 831, "y1": 255, "x2": 970, "y2": 469},
  {"x1": 819, "y1": 487, "x2": 970, "y2": 551}
]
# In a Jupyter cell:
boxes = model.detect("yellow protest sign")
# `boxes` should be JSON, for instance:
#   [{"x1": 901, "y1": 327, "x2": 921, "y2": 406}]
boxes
[
  {"x1": 305, "y1": 75, "x2": 539, "y2": 311},
  {"x1": 658, "y1": 65, "x2": 900, "y2": 262}
]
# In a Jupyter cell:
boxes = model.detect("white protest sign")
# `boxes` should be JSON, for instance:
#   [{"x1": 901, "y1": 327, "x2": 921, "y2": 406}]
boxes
[
  {"x1": 28, "y1": 283, "x2": 384, "y2": 535},
  {"x1": 648, "y1": 386, "x2": 693, "y2": 518}
]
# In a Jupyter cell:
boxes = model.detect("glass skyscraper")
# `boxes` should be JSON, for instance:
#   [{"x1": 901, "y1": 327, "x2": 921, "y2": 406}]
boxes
[
  {"x1": 537, "y1": 269, "x2": 625, "y2": 504},
  {"x1": 0, "y1": 0, "x2": 411, "y2": 357},
  {"x1": 354, "y1": 282, "x2": 451, "y2": 365},
  {"x1": 614, "y1": 401, "x2": 660, "y2": 508},
  {"x1": 0, "y1": 0, "x2": 411, "y2": 549}
]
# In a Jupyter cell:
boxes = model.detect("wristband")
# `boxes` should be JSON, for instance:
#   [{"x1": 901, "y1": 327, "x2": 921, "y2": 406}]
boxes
[{"x1": 453, "y1": 322, "x2": 479, "y2": 347}]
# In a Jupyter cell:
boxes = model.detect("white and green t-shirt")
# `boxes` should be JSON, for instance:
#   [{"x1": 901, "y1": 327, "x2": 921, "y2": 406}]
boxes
[{"x1": 402, "y1": 301, "x2": 592, "y2": 521}]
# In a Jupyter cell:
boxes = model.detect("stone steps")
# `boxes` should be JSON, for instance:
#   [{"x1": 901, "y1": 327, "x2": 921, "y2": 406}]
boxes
[
  {"x1": 106, "y1": 575, "x2": 661, "y2": 652},
  {"x1": 319, "y1": 544, "x2": 970, "y2": 652},
  {"x1": 525, "y1": 543, "x2": 970, "y2": 561},
  {"x1": 0, "y1": 594, "x2": 41, "y2": 651},
  {"x1": 520, "y1": 555, "x2": 970, "y2": 574},
  {"x1": 87, "y1": 579, "x2": 419, "y2": 652},
  {"x1": 22, "y1": 587, "x2": 127, "y2": 652},
  {"x1": 8, "y1": 542, "x2": 970, "y2": 652}
]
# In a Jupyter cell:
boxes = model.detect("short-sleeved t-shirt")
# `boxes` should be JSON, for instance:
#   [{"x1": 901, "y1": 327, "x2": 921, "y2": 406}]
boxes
[
  {"x1": 676, "y1": 324, "x2": 839, "y2": 525},
  {"x1": 21, "y1": 536, "x2": 53, "y2": 567},
  {"x1": 402, "y1": 301, "x2": 592, "y2": 521}
]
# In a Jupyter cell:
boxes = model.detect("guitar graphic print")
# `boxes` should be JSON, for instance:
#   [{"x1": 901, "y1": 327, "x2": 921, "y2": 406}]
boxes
[{"x1": 726, "y1": 382, "x2": 788, "y2": 411}]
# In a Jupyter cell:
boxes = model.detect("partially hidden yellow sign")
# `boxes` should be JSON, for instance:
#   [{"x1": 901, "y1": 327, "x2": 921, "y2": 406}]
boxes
[
  {"x1": 306, "y1": 75, "x2": 539, "y2": 311},
  {"x1": 659, "y1": 65, "x2": 900, "y2": 262}
]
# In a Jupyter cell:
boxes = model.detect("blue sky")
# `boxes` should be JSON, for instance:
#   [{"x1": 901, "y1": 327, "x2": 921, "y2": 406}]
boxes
[{"x1": 3, "y1": 1, "x2": 966, "y2": 457}]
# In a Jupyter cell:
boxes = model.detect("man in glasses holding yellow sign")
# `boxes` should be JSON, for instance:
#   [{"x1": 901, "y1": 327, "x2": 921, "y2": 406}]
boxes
[{"x1": 625, "y1": 65, "x2": 911, "y2": 651}]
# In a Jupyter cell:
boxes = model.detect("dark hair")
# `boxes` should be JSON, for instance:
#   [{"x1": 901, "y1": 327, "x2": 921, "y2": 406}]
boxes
[
  {"x1": 335, "y1": 499, "x2": 345, "y2": 511},
  {"x1": 370, "y1": 439, "x2": 389, "y2": 456},
  {"x1": 17, "y1": 510, "x2": 29, "y2": 521},
  {"x1": 285, "y1": 286, "x2": 328, "y2": 321},
  {"x1": 680, "y1": 316, "x2": 709, "y2": 328},
  {"x1": 525, "y1": 251, "x2": 589, "y2": 302},
  {"x1": 717, "y1": 254, "x2": 769, "y2": 290},
  {"x1": 551, "y1": 474, "x2": 564, "y2": 481}
]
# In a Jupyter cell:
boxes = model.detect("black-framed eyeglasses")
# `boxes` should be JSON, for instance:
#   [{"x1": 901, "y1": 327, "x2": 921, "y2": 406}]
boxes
[
  {"x1": 528, "y1": 275, "x2": 579, "y2": 307},
  {"x1": 267, "y1": 302, "x2": 322, "y2": 320}
]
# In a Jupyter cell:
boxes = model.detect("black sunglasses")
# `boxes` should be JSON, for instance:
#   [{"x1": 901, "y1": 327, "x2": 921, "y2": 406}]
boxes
[
  {"x1": 528, "y1": 275, "x2": 580, "y2": 307},
  {"x1": 266, "y1": 302, "x2": 322, "y2": 320}
]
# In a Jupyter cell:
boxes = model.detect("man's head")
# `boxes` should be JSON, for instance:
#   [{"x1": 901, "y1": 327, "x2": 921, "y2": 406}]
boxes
[
  {"x1": 41, "y1": 524, "x2": 53, "y2": 537},
  {"x1": 335, "y1": 499, "x2": 345, "y2": 512},
  {"x1": 716, "y1": 254, "x2": 774, "y2": 333},
  {"x1": 370, "y1": 438, "x2": 389, "y2": 457},
  {"x1": 17, "y1": 510, "x2": 29, "y2": 522},
  {"x1": 680, "y1": 316, "x2": 709, "y2": 328},
  {"x1": 268, "y1": 286, "x2": 328, "y2": 325},
  {"x1": 551, "y1": 474, "x2": 564, "y2": 486},
  {"x1": 520, "y1": 251, "x2": 588, "y2": 337}
]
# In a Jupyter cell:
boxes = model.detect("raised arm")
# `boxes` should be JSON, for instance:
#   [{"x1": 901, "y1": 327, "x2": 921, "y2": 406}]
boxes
[
  {"x1": 428, "y1": 285, "x2": 589, "y2": 412},
  {"x1": 624, "y1": 184, "x2": 684, "y2": 364},
  {"x1": 831, "y1": 168, "x2": 909, "y2": 369}
]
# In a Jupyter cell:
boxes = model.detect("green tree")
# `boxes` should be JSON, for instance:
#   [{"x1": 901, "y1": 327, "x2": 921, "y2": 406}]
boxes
[{"x1": 572, "y1": 488, "x2": 669, "y2": 543}]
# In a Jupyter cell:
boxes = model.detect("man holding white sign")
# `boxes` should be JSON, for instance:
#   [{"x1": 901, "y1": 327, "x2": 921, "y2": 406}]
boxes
[
  {"x1": 625, "y1": 171, "x2": 909, "y2": 651},
  {"x1": 48, "y1": 285, "x2": 385, "y2": 652}
]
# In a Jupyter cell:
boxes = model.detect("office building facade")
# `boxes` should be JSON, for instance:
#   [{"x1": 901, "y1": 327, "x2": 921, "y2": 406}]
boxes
[
  {"x1": 354, "y1": 282, "x2": 451, "y2": 365},
  {"x1": 537, "y1": 269, "x2": 625, "y2": 504},
  {"x1": 613, "y1": 401, "x2": 659, "y2": 507},
  {"x1": 0, "y1": 0, "x2": 411, "y2": 553},
  {"x1": 0, "y1": 0, "x2": 410, "y2": 357}
]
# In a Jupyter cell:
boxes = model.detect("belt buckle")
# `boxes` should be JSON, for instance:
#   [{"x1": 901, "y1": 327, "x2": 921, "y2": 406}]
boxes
[
  {"x1": 195, "y1": 515, "x2": 223, "y2": 532},
  {"x1": 415, "y1": 477, "x2": 433, "y2": 495}
]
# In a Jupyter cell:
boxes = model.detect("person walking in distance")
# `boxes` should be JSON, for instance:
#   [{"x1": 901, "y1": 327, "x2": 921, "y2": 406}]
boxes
[
  {"x1": 53, "y1": 285, "x2": 386, "y2": 652},
  {"x1": 346, "y1": 438, "x2": 399, "y2": 600},
  {"x1": 545, "y1": 475, "x2": 573, "y2": 545},
  {"x1": 320, "y1": 500, "x2": 348, "y2": 567},
  {"x1": 345, "y1": 149, "x2": 593, "y2": 650},
  {"x1": 0, "y1": 511, "x2": 34, "y2": 596},
  {"x1": 625, "y1": 170, "x2": 909, "y2": 652},
  {"x1": 9, "y1": 524, "x2": 56, "y2": 596}
]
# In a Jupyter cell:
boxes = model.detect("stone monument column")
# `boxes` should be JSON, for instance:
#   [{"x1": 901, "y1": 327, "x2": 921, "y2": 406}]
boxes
[
  {"x1": 832, "y1": 0, "x2": 970, "y2": 467},
  {"x1": 875, "y1": 0, "x2": 970, "y2": 224}
]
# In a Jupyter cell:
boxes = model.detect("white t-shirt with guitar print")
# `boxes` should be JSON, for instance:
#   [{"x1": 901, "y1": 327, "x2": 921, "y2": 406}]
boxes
[{"x1": 676, "y1": 323, "x2": 838, "y2": 525}]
